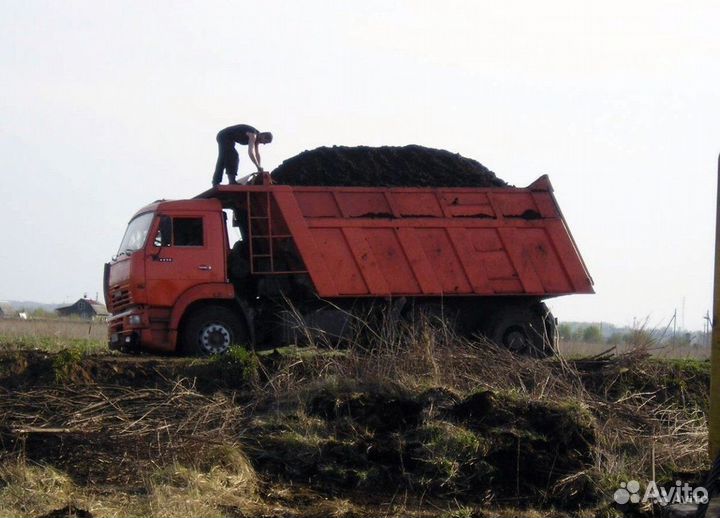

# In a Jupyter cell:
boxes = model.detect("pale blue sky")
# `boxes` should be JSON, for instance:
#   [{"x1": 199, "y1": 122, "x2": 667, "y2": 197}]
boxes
[{"x1": 0, "y1": 1, "x2": 718, "y2": 329}]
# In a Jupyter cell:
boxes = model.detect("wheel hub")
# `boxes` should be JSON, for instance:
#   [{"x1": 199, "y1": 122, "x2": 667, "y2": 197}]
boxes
[
  {"x1": 504, "y1": 328, "x2": 530, "y2": 353},
  {"x1": 200, "y1": 323, "x2": 232, "y2": 354}
]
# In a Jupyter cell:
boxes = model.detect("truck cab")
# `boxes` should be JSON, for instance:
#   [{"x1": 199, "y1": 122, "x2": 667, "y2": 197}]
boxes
[{"x1": 106, "y1": 198, "x2": 237, "y2": 353}]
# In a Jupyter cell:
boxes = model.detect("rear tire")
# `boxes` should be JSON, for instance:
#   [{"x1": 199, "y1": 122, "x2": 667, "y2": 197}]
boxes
[
  {"x1": 180, "y1": 305, "x2": 248, "y2": 356},
  {"x1": 486, "y1": 303, "x2": 556, "y2": 357}
]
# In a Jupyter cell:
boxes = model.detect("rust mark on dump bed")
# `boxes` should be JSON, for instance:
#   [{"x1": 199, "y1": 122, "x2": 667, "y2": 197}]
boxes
[
  {"x1": 507, "y1": 209, "x2": 542, "y2": 220},
  {"x1": 358, "y1": 212, "x2": 394, "y2": 219}
]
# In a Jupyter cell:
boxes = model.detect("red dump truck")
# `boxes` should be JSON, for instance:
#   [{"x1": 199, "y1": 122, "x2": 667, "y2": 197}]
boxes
[{"x1": 105, "y1": 173, "x2": 593, "y2": 356}]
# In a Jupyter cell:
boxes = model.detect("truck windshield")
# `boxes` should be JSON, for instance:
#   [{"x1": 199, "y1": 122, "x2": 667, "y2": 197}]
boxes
[{"x1": 116, "y1": 212, "x2": 154, "y2": 257}]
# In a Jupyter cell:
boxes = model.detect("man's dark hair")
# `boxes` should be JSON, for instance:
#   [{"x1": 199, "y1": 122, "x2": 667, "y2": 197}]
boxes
[{"x1": 259, "y1": 132, "x2": 273, "y2": 144}]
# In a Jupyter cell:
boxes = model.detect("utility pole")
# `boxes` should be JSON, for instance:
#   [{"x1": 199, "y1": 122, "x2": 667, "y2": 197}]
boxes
[
  {"x1": 673, "y1": 309, "x2": 677, "y2": 342},
  {"x1": 710, "y1": 154, "x2": 720, "y2": 459},
  {"x1": 706, "y1": 310, "x2": 712, "y2": 347}
]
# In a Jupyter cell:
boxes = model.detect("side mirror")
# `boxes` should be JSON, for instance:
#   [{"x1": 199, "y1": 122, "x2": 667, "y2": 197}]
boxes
[{"x1": 151, "y1": 216, "x2": 172, "y2": 260}]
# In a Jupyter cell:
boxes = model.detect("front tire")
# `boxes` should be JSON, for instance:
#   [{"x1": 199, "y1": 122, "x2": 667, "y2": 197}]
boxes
[{"x1": 180, "y1": 305, "x2": 247, "y2": 356}]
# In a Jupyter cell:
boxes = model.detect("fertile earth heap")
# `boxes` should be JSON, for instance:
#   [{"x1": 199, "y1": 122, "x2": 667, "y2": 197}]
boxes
[{"x1": 271, "y1": 145, "x2": 508, "y2": 188}]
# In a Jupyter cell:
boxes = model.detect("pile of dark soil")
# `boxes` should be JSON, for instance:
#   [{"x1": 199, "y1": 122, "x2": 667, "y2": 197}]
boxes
[
  {"x1": 0, "y1": 350, "x2": 256, "y2": 392},
  {"x1": 271, "y1": 145, "x2": 508, "y2": 188},
  {"x1": 37, "y1": 506, "x2": 93, "y2": 518},
  {"x1": 452, "y1": 389, "x2": 596, "y2": 501},
  {"x1": 248, "y1": 383, "x2": 596, "y2": 507},
  {"x1": 307, "y1": 388, "x2": 423, "y2": 432}
]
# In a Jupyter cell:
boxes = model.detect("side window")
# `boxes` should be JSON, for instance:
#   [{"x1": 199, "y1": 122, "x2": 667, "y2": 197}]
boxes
[{"x1": 173, "y1": 217, "x2": 204, "y2": 246}]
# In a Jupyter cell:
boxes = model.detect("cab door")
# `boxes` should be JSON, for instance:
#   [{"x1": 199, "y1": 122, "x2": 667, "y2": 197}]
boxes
[{"x1": 144, "y1": 209, "x2": 227, "y2": 308}]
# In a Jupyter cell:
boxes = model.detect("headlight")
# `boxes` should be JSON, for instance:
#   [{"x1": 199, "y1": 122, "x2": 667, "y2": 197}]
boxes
[{"x1": 129, "y1": 315, "x2": 142, "y2": 326}]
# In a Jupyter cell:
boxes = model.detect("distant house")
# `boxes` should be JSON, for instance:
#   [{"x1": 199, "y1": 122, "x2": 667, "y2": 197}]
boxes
[
  {"x1": 55, "y1": 298, "x2": 109, "y2": 320},
  {"x1": 0, "y1": 302, "x2": 17, "y2": 318}
]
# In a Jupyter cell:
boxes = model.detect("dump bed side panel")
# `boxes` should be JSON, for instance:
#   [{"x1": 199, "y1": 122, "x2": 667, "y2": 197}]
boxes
[{"x1": 271, "y1": 176, "x2": 593, "y2": 298}]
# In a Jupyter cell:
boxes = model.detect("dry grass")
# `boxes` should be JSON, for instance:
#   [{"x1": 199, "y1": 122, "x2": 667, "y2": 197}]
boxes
[
  {"x1": 145, "y1": 447, "x2": 260, "y2": 518},
  {"x1": 0, "y1": 380, "x2": 261, "y2": 517},
  {"x1": 0, "y1": 318, "x2": 107, "y2": 353},
  {"x1": 257, "y1": 313, "x2": 579, "y2": 405},
  {"x1": 561, "y1": 339, "x2": 710, "y2": 359},
  {"x1": 0, "y1": 381, "x2": 254, "y2": 472},
  {"x1": 560, "y1": 319, "x2": 710, "y2": 359},
  {"x1": 0, "y1": 460, "x2": 76, "y2": 516},
  {"x1": 0, "y1": 456, "x2": 261, "y2": 518},
  {"x1": 584, "y1": 357, "x2": 708, "y2": 495}
]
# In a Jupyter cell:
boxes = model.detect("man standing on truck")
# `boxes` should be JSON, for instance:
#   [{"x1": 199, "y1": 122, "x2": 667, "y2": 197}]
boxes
[{"x1": 212, "y1": 124, "x2": 273, "y2": 186}]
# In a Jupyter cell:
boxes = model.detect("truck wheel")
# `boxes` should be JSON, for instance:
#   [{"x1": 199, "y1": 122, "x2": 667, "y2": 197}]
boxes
[
  {"x1": 180, "y1": 305, "x2": 247, "y2": 356},
  {"x1": 486, "y1": 304, "x2": 555, "y2": 357}
]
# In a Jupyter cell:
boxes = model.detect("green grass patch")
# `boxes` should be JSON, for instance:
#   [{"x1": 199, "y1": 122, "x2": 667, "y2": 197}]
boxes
[
  {"x1": 0, "y1": 334, "x2": 106, "y2": 354},
  {"x1": 210, "y1": 345, "x2": 259, "y2": 382},
  {"x1": 52, "y1": 348, "x2": 85, "y2": 383},
  {"x1": 651, "y1": 357, "x2": 709, "y2": 375}
]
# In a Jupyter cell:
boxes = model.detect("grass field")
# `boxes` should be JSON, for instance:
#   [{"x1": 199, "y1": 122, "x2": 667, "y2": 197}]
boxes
[
  {"x1": 0, "y1": 318, "x2": 107, "y2": 353},
  {"x1": 559, "y1": 339, "x2": 710, "y2": 359},
  {"x1": 0, "y1": 316, "x2": 710, "y2": 359}
]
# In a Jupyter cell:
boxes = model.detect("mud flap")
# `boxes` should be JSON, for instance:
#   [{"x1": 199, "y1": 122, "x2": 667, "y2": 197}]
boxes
[{"x1": 235, "y1": 297, "x2": 256, "y2": 348}]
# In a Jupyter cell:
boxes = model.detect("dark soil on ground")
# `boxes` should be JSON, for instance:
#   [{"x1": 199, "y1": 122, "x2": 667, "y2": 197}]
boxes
[
  {"x1": 252, "y1": 384, "x2": 597, "y2": 507},
  {"x1": 37, "y1": 506, "x2": 93, "y2": 518},
  {"x1": 271, "y1": 145, "x2": 509, "y2": 188},
  {"x1": 0, "y1": 350, "x2": 252, "y2": 392}
]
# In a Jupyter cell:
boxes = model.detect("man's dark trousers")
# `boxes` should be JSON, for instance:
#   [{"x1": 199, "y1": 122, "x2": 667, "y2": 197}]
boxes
[{"x1": 212, "y1": 136, "x2": 240, "y2": 185}]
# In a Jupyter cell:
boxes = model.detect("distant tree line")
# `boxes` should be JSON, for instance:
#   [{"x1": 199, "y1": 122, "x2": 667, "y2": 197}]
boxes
[{"x1": 557, "y1": 323, "x2": 701, "y2": 347}]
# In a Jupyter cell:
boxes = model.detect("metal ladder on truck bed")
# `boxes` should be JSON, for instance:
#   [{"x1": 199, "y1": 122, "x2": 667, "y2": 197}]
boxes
[{"x1": 246, "y1": 190, "x2": 307, "y2": 275}]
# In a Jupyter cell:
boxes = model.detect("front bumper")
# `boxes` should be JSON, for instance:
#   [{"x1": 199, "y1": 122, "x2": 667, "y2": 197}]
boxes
[
  {"x1": 109, "y1": 330, "x2": 140, "y2": 351},
  {"x1": 108, "y1": 306, "x2": 174, "y2": 353},
  {"x1": 108, "y1": 308, "x2": 143, "y2": 351}
]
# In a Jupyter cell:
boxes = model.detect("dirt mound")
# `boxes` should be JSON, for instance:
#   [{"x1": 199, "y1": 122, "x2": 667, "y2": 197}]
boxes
[
  {"x1": 0, "y1": 350, "x2": 257, "y2": 392},
  {"x1": 247, "y1": 381, "x2": 597, "y2": 506},
  {"x1": 37, "y1": 506, "x2": 93, "y2": 518},
  {"x1": 307, "y1": 388, "x2": 422, "y2": 432},
  {"x1": 271, "y1": 145, "x2": 508, "y2": 188},
  {"x1": 452, "y1": 389, "x2": 596, "y2": 502}
]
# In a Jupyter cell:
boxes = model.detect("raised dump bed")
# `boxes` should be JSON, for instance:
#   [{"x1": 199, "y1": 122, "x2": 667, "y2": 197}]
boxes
[{"x1": 205, "y1": 175, "x2": 593, "y2": 299}]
